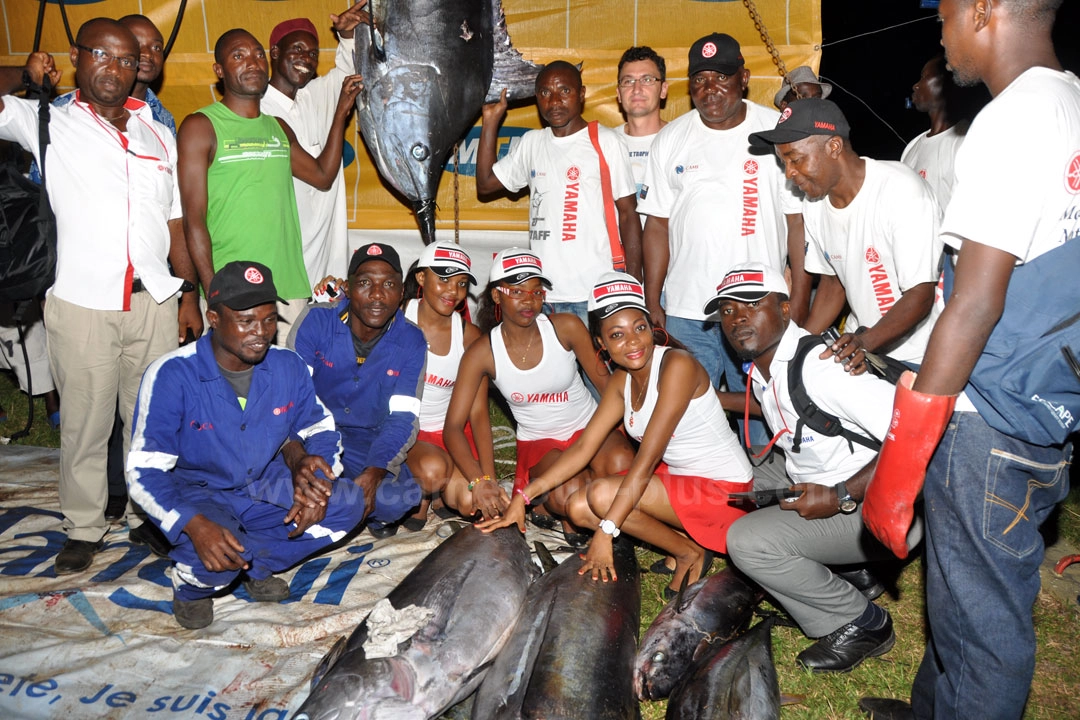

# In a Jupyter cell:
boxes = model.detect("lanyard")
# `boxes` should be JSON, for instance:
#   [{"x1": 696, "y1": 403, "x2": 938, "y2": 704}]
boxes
[{"x1": 745, "y1": 362, "x2": 789, "y2": 458}]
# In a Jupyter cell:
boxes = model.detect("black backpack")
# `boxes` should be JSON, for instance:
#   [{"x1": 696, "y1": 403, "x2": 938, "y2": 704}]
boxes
[
  {"x1": 0, "y1": 74, "x2": 55, "y2": 305},
  {"x1": 785, "y1": 334, "x2": 904, "y2": 454}
]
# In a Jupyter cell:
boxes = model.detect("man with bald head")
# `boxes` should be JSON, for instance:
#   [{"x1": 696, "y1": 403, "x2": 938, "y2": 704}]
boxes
[
  {"x1": 178, "y1": 28, "x2": 363, "y2": 343},
  {"x1": 0, "y1": 18, "x2": 201, "y2": 573}
]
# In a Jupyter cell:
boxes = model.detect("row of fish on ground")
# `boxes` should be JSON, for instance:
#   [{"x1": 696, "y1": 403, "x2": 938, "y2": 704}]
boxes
[{"x1": 290, "y1": 524, "x2": 782, "y2": 719}]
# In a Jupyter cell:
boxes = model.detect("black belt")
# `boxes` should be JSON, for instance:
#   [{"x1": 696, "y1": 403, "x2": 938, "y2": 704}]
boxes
[{"x1": 131, "y1": 277, "x2": 145, "y2": 294}]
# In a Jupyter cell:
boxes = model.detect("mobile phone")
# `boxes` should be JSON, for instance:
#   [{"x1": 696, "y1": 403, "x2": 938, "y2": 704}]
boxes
[
  {"x1": 728, "y1": 487, "x2": 804, "y2": 506},
  {"x1": 821, "y1": 327, "x2": 840, "y2": 346}
]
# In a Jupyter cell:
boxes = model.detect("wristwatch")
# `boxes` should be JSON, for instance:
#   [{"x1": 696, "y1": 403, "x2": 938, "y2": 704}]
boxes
[
  {"x1": 599, "y1": 519, "x2": 621, "y2": 538},
  {"x1": 835, "y1": 481, "x2": 858, "y2": 514}
]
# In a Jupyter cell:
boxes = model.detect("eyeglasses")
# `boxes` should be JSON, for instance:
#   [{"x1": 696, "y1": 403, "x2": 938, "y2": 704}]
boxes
[
  {"x1": 618, "y1": 76, "x2": 661, "y2": 88},
  {"x1": 76, "y1": 45, "x2": 138, "y2": 70},
  {"x1": 496, "y1": 286, "x2": 546, "y2": 300}
]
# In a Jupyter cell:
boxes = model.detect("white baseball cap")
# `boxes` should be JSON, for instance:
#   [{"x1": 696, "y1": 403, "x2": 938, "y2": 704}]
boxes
[
  {"x1": 417, "y1": 241, "x2": 477, "y2": 284},
  {"x1": 703, "y1": 262, "x2": 789, "y2": 315},
  {"x1": 489, "y1": 248, "x2": 552, "y2": 287},
  {"x1": 588, "y1": 271, "x2": 647, "y2": 319}
]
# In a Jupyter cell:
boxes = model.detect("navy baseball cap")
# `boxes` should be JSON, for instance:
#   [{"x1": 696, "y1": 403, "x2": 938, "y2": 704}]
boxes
[
  {"x1": 207, "y1": 261, "x2": 284, "y2": 310},
  {"x1": 749, "y1": 98, "x2": 851, "y2": 148},
  {"x1": 349, "y1": 243, "x2": 403, "y2": 277}
]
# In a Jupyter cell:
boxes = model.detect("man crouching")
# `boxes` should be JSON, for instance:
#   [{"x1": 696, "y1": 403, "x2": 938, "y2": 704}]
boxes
[{"x1": 127, "y1": 261, "x2": 364, "y2": 629}]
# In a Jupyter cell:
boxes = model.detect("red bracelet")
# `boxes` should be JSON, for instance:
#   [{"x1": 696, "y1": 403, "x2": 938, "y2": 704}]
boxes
[{"x1": 515, "y1": 488, "x2": 532, "y2": 506}]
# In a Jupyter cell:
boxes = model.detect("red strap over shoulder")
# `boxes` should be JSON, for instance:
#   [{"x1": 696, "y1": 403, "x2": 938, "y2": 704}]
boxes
[{"x1": 587, "y1": 121, "x2": 626, "y2": 272}]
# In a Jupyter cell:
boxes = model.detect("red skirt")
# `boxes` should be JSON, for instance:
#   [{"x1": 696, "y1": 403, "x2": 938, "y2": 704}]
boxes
[
  {"x1": 655, "y1": 462, "x2": 752, "y2": 554},
  {"x1": 418, "y1": 423, "x2": 478, "y2": 458},
  {"x1": 513, "y1": 430, "x2": 585, "y2": 493}
]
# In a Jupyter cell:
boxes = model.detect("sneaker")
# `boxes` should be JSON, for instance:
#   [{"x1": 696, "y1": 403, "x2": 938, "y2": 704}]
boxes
[
  {"x1": 173, "y1": 597, "x2": 214, "y2": 629},
  {"x1": 796, "y1": 612, "x2": 895, "y2": 673},
  {"x1": 55, "y1": 539, "x2": 104, "y2": 575},
  {"x1": 129, "y1": 522, "x2": 171, "y2": 558},
  {"x1": 243, "y1": 576, "x2": 290, "y2": 602}
]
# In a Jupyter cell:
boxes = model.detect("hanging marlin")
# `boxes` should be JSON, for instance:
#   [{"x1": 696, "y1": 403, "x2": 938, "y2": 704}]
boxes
[{"x1": 354, "y1": 0, "x2": 542, "y2": 244}]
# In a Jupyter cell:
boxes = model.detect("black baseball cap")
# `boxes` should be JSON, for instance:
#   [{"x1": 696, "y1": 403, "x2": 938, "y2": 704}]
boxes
[
  {"x1": 688, "y1": 33, "x2": 744, "y2": 77},
  {"x1": 207, "y1": 261, "x2": 284, "y2": 310},
  {"x1": 749, "y1": 98, "x2": 851, "y2": 148},
  {"x1": 349, "y1": 243, "x2": 403, "y2": 277}
]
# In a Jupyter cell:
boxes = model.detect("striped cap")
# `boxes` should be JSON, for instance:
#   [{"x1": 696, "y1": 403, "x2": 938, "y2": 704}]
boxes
[
  {"x1": 588, "y1": 271, "x2": 647, "y2": 319},
  {"x1": 703, "y1": 262, "x2": 789, "y2": 315},
  {"x1": 418, "y1": 241, "x2": 477, "y2": 284},
  {"x1": 489, "y1": 248, "x2": 551, "y2": 287}
]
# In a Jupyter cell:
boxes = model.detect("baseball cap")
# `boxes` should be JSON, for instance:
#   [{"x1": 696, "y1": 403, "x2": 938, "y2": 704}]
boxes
[
  {"x1": 489, "y1": 248, "x2": 552, "y2": 287},
  {"x1": 588, "y1": 271, "x2": 647, "y2": 319},
  {"x1": 773, "y1": 66, "x2": 832, "y2": 108},
  {"x1": 702, "y1": 262, "x2": 789, "y2": 315},
  {"x1": 270, "y1": 18, "x2": 318, "y2": 49},
  {"x1": 688, "y1": 33, "x2": 744, "y2": 77},
  {"x1": 749, "y1": 98, "x2": 851, "y2": 148},
  {"x1": 349, "y1": 243, "x2": 403, "y2": 277},
  {"x1": 417, "y1": 241, "x2": 477, "y2": 285},
  {"x1": 207, "y1": 261, "x2": 284, "y2": 310}
]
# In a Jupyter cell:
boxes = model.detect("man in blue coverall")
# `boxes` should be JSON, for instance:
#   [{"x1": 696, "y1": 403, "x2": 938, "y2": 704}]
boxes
[
  {"x1": 127, "y1": 261, "x2": 364, "y2": 629},
  {"x1": 289, "y1": 243, "x2": 429, "y2": 538}
]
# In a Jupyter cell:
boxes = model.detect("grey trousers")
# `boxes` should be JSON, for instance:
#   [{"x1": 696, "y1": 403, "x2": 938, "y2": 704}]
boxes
[{"x1": 727, "y1": 470, "x2": 922, "y2": 637}]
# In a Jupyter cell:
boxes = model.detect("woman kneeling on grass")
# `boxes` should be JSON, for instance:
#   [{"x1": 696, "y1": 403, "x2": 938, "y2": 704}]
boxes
[
  {"x1": 480, "y1": 272, "x2": 754, "y2": 596},
  {"x1": 443, "y1": 249, "x2": 633, "y2": 537}
]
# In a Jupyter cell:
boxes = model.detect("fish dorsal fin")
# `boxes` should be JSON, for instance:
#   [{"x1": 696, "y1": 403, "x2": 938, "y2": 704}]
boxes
[
  {"x1": 308, "y1": 635, "x2": 348, "y2": 692},
  {"x1": 673, "y1": 572, "x2": 692, "y2": 613},
  {"x1": 413, "y1": 559, "x2": 477, "y2": 647},
  {"x1": 485, "y1": 0, "x2": 542, "y2": 103},
  {"x1": 534, "y1": 541, "x2": 558, "y2": 573}
]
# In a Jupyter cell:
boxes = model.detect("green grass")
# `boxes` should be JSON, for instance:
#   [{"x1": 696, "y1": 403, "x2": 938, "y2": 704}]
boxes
[{"x1": 7, "y1": 371, "x2": 1080, "y2": 717}]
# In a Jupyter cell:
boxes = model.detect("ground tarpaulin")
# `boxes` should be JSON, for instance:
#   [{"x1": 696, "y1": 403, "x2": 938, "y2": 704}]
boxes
[{"x1": 0, "y1": 443, "x2": 559, "y2": 720}]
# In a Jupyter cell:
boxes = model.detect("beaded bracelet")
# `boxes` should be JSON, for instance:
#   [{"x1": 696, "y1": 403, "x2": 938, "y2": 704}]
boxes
[
  {"x1": 468, "y1": 475, "x2": 492, "y2": 492},
  {"x1": 515, "y1": 488, "x2": 532, "y2": 506}
]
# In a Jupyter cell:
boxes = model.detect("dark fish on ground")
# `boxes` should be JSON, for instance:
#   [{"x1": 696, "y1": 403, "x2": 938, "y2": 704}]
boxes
[
  {"x1": 292, "y1": 525, "x2": 535, "y2": 720},
  {"x1": 473, "y1": 539, "x2": 642, "y2": 720},
  {"x1": 665, "y1": 618, "x2": 780, "y2": 720},
  {"x1": 634, "y1": 567, "x2": 762, "y2": 701},
  {"x1": 354, "y1": 0, "x2": 542, "y2": 243}
]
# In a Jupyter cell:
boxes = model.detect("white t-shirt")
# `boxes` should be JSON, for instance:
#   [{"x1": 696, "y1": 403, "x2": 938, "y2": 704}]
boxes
[
  {"x1": 942, "y1": 68, "x2": 1080, "y2": 414},
  {"x1": 901, "y1": 124, "x2": 965, "y2": 212},
  {"x1": 803, "y1": 158, "x2": 942, "y2": 364},
  {"x1": 750, "y1": 323, "x2": 894, "y2": 487},
  {"x1": 637, "y1": 102, "x2": 801, "y2": 320},
  {"x1": 492, "y1": 125, "x2": 636, "y2": 303},
  {"x1": 261, "y1": 37, "x2": 353, "y2": 287},
  {"x1": 618, "y1": 124, "x2": 656, "y2": 194}
]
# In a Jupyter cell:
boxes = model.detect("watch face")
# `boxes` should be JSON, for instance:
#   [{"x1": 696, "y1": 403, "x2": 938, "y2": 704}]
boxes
[{"x1": 840, "y1": 499, "x2": 858, "y2": 513}]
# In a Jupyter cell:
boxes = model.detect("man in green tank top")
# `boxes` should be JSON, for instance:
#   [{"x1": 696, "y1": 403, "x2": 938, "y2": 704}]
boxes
[{"x1": 178, "y1": 28, "x2": 363, "y2": 343}]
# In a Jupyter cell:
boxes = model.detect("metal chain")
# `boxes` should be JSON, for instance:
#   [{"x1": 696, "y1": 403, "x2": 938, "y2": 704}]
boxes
[
  {"x1": 742, "y1": 0, "x2": 789, "y2": 79},
  {"x1": 452, "y1": 142, "x2": 461, "y2": 244}
]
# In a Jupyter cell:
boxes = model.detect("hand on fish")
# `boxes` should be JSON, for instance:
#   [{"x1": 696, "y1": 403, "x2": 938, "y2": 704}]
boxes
[
  {"x1": 330, "y1": 0, "x2": 371, "y2": 39},
  {"x1": 481, "y1": 88, "x2": 509, "y2": 125},
  {"x1": 781, "y1": 482, "x2": 842, "y2": 520},
  {"x1": 578, "y1": 532, "x2": 617, "y2": 583},
  {"x1": 336, "y1": 74, "x2": 366, "y2": 117},
  {"x1": 476, "y1": 492, "x2": 526, "y2": 533},
  {"x1": 184, "y1": 514, "x2": 248, "y2": 572}
]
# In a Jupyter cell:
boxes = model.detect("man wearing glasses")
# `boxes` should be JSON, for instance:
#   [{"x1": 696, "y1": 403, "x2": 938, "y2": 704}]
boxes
[
  {"x1": 614, "y1": 46, "x2": 668, "y2": 205},
  {"x1": 0, "y1": 18, "x2": 201, "y2": 574}
]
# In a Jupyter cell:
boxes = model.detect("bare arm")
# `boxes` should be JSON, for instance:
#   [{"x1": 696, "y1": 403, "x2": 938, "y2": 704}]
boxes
[
  {"x1": 168, "y1": 218, "x2": 204, "y2": 341},
  {"x1": 642, "y1": 214, "x2": 670, "y2": 328},
  {"x1": 617, "y1": 194, "x2": 643, "y2": 281},
  {"x1": 803, "y1": 273, "x2": 847, "y2": 335},
  {"x1": 282, "y1": 75, "x2": 364, "y2": 190},
  {"x1": 462, "y1": 323, "x2": 497, "y2": 479},
  {"x1": 913, "y1": 241, "x2": 1014, "y2": 396},
  {"x1": 550, "y1": 313, "x2": 611, "y2": 394},
  {"x1": 475, "y1": 90, "x2": 509, "y2": 197},
  {"x1": 444, "y1": 337, "x2": 496, "y2": 484},
  {"x1": 785, "y1": 213, "x2": 812, "y2": 325},
  {"x1": 855, "y1": 281, "x2": 935, "y2": 353},
  {"x1": 177, "y1": 113, "x2": 217, "y2": 293},
  {"x1": 717, "y1": 389, "x2": 761, "y2": 417},
  {"x1": 0, "y1": 52, "x2": 61, "y2": 113},
  {"x1": 330, "y1": 0, "x2": 370, "y2": 39}
]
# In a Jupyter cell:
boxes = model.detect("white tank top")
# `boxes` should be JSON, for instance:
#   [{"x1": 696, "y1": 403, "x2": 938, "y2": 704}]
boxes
[
  {"x1": 491, "y1": 313, "x2": 596, "y2": 441},
  {"x1": 623, "y1": 346, "x2": 752, "y2": 481},
  {"x1": 405, "y1": 299, "x2": 466, "y2": 433}
]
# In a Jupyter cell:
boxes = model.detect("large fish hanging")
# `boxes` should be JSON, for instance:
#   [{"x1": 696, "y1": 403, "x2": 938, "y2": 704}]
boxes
[{"x1": 354, "y1": 0, "x2": 542, "y2": 244}]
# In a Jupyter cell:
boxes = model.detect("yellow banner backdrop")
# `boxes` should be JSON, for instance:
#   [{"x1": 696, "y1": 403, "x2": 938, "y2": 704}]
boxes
[{"x1": 0, "y1": 0, "x2": 820, "y2": 235}]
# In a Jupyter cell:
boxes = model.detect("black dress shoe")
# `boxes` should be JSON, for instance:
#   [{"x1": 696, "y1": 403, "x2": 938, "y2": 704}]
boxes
[
  {"x1": 796, "y1": 612, "x2": 895, "y2": 673},
  {"x1": 368, "y1": 523, "x2": 399, "y2": 539},
  {"x1": 55, "y1": 539, "x2": 104, "y2": 575},
  {"x1": 838, "y1": 568, "x2": 886, "y2": 601},
  {"x1": 104, "y1": 494, "x2": 128, "y2": 522},
  {"x1": 858, "y1": 697, "x2": 914, "y2": 719},
  {"x1": 401, "y1": 516, "x2": 427, "y2": 532},
  {"x1": 129, "y1": 522, "x2": 171, "y2": 558}
]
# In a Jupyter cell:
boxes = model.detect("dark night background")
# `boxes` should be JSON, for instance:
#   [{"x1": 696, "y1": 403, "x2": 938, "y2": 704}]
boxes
[{"x1": 818, "y1": 1, "x2": 1080, "y2": 160}]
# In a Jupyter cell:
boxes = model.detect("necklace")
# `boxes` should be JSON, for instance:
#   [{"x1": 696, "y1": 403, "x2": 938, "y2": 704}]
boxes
[
  {"x1": 503, "y1": 326, "x2": 536, "y2": 364},
  {"x1": 628, "y1": 366, "x2": 651, "y2": 428},
  {"x1": 94, "y1": 107, "x2": 127, "y2": 124}
]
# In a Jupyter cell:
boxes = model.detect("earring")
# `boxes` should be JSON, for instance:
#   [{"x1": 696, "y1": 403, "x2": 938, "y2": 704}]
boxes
[
  {"x1": 495, "y1": 303, "x2": 502, "y2": 323},
  {"x1": 653, "y1": 326, "x2": 670, "y2": 347}
]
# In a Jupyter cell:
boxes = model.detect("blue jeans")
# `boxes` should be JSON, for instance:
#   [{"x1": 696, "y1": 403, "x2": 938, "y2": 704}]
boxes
[
  {"x1": 911, "y1": 411, "x2": 1071, "y2": 720},
  {"x1": 665, "y1": 314, "x2": 769, "y2": 446},
  {"x1": 545, "y1": 300, "x2": 599, "y2": 400}
]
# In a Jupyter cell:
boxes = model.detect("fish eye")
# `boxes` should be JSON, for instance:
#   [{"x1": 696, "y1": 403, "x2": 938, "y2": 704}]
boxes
[{"x1": 652, "y1": 651, "x2": 665, "y2": 662}]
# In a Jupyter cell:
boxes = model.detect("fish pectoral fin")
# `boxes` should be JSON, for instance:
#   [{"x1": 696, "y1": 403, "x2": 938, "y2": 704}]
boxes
[
  {"x1": 412, "y1": 559, "x2": 477, "y2": 647},
  {"x1": 533, "y1": 542, "x2": 558, "y2": 573},
  {"x1": 309, "y1": 636, "x2": 348, "y2": 691}
]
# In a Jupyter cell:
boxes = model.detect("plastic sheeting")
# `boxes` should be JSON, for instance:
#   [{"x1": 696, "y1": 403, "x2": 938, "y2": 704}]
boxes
[{"x1": 0, "y1": 442, "x2": 556, "y2": 719}]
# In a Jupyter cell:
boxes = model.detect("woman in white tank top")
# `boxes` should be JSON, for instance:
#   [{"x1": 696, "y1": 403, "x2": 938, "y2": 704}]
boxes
[
  {"x1": 481, "y1": 272, "x2": 753, "y2": 597},
  {"x1": 399, "y1": 242, "x2": 503, "y2": 526},
  {"x1": 445, "y1": 249, "x2": 633, "y2": 530}
]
